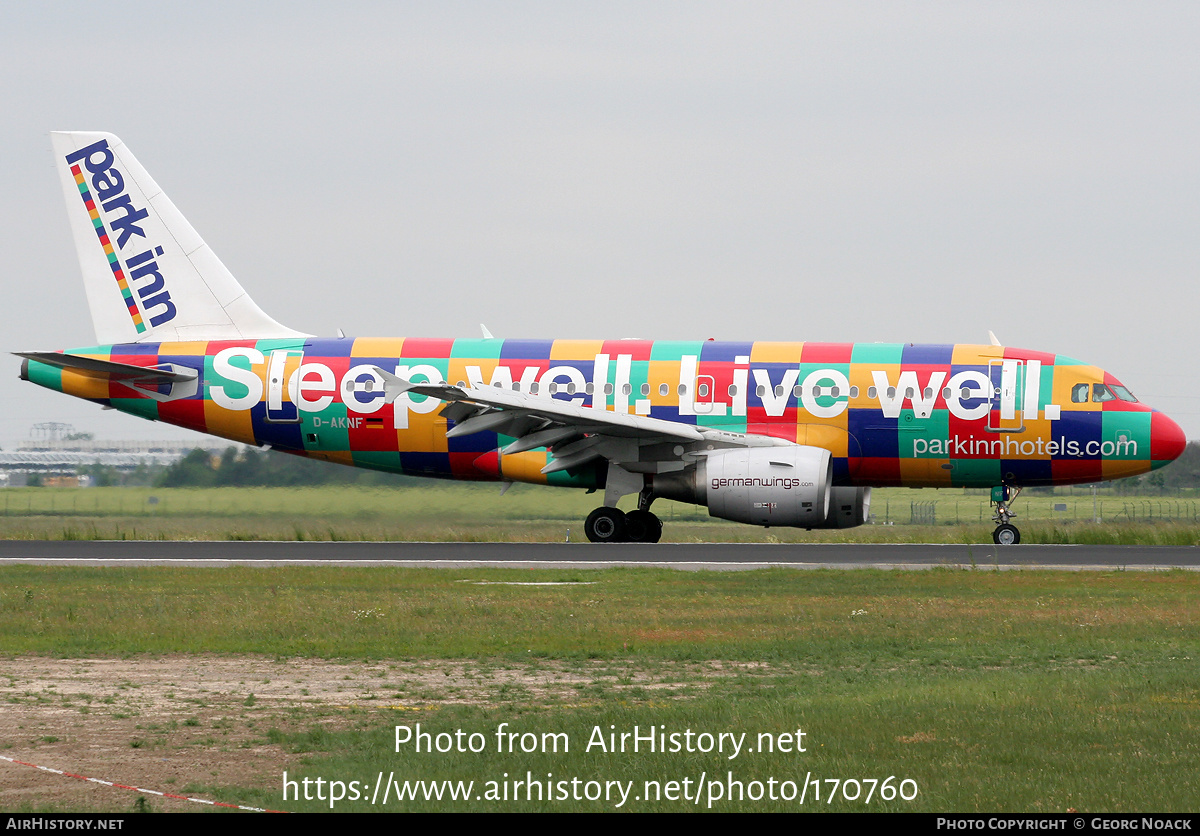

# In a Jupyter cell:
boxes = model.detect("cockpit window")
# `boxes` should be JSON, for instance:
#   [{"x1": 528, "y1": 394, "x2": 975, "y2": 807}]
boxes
[
  {"x1": 1091, "y1": 384, "x2": 1115, "y2": 403},
  {"x1": 1110, "y1": 384, "x2": 1138, "y2": 403},
  {"x1": 1071, "y1": 383, "x2": 1089, "y2": 403}
]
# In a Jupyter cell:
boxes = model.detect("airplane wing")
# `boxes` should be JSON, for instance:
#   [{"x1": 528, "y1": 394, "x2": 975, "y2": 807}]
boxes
[{"x1": 373, "y1": 366, "x2": 794, "y2": 478}]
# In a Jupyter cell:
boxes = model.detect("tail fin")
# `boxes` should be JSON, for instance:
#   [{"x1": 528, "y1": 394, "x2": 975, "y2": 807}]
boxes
[{"x1": 51, "y1": 131, "x2": 307, "y2": 344}]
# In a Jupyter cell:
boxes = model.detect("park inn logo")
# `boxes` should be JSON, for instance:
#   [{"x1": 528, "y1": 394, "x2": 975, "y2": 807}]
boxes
[{"x1": 65, "y1": 138, "x2": 177, "y2": 331}]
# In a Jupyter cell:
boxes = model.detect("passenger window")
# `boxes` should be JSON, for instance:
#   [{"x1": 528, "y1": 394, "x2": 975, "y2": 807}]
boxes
[
  {"x1": 1071, "y1": 383, "x2": 1089, "y2": 403},
  {"x1": 566, "y1": 382, "x2": 576, "y2": 395},
  {"x1": 659, "y1": 383, "x2": 669, "y2": 396},
  {"x1": 640, "y1": 383, "x2": 650, "y2": 396},
  {"x1": 774, "y1": 385, "x2": 784, "y2": 397},
  {"x1": 868, "y1": 386, "x2": 877, "y2": 399},
  {"x1": 728, "y1": 384, "x2": 738, "y2": 397},
  {"x1": 698, "y1": 383, "x2": 709, "y2": 397},
  {"x1": 886, "y1": 387, "x2": 896, "y2": 399},
  {"x1": 942, "y1": 387, "x2": 951, "y2": 399},
  {"x1": 604, "y1": 383, "x2": 613, "y2": 395},
  {"x1": 830, "y1": 386, "x2": 840, "y2": 398},
  {"x1": 923, "y1": 387, "x2": 933, "y2": 399},
  {"x1": 793, "y1": 385, "x2": 802, "y2": 397},
  {"x1": 622, "y1": 383, "x2": 632, "y2": 396},
  {"x1": 677, "y1": 383, "x2": 687, "y2": 396},
  {"x1": 756, "y1": 385, "x2": 765, "y2": 397},
  {"x1": 850, "y1": 386, "x2": 859, "y2": 398},
  {"x1": 531, "y1": 382, "x2": 540, "y2": 394},
  {"x1": 812, "y1": 386, "x2": 822, "y2": 397},
  {"x1": 584, "y1": 382, "x2": 593, "y2": 395}
]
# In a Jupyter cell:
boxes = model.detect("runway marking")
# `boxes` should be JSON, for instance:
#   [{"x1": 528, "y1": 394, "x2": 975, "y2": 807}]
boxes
[
  {"x1": 1, "y1": 541, "x2": 1196, "y2": 572},
  {"x1": 0, "y1": 753, "x2": 287, "y2": 813},
  {"x1": 0, "y1": 557, "x2": 1194, "y2": 571},
  {"x1": 456, "y1": 580, "x2": 600, "y2": 585}
]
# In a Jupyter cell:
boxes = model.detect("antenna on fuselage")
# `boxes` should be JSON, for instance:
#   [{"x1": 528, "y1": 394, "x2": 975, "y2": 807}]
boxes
[{"x1": 988, "y1": 331, "x2": 1002, "y2": 347}]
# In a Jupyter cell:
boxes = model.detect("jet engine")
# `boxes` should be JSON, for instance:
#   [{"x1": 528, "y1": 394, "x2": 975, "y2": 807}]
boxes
[
  {"x1": 822, "y1": 486, "x2": 871, "y2": 529},
  {"x1": 653, "y1": 446, "x2": 834, "y2": 527}
]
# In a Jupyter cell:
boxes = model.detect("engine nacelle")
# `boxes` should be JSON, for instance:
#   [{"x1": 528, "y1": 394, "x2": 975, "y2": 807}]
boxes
[
  {"x1": 819, "y1": 486, "x2": 872, "y2": 529},
  {"x1": 702, "y1": 447, "x2": 833, "y2": 527},
  {"x1": 651, "y1": 448, "x2": 873, "y2": 530}
]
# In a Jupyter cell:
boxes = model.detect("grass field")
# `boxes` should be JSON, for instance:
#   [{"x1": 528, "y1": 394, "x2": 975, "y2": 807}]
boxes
[
  {"x1": 0, "y1": 484, "x2": 1197, "y2": 544},
  {"x1": 1, "y1": 484, "x2": 1197, "y2": 812},
  {"x1": 2, "y1": 565, "x2": 1198, "y2": 812}
]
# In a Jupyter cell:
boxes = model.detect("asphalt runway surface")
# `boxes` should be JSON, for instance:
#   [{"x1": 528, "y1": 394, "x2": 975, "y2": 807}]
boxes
[{"x1": 0, "y1": 540, "x2": 1195, "y2": 570}]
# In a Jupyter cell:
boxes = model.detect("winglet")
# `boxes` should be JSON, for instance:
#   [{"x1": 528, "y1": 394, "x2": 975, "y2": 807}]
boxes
[
  {"x1": 374, "y1": 366, "x2": 465, "y2": 405},
  {"x1": 374, "y1": 366, "x2": 416, "y2": 404}
]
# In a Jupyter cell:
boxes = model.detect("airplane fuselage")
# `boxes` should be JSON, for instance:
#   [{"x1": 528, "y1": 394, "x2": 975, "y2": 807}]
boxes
[
  {"x1": 22, "y1": 337, "x2": 1182, "y2": 492},
  {"x1": 29, "y1": 130, "x2": 1188, "y2": 543}
]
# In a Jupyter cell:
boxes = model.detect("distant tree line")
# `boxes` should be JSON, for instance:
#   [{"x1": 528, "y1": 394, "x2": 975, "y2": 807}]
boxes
[
  {"x1": 145, "y1": 442, "x2": 1200, "y2": 493},
  {"x1": 154, "y1": 447, "x2": 422, "y2": 488},
  {"x1": 1127, "y1": 440, "x2": 1200, "y2": 494},
  {"x1": 22, "y1": 440, "x2": 1199, "y2": 492}
]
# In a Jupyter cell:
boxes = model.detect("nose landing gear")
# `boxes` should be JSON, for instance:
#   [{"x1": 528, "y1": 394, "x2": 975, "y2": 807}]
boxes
[{"x1": 991, "y1": 485, "x2": 1022, "y2": 545}]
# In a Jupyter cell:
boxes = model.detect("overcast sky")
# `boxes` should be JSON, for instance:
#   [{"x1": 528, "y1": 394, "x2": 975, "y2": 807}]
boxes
[{"x1": 1, "y1": 1, "x2": 1197, "y2": 446}]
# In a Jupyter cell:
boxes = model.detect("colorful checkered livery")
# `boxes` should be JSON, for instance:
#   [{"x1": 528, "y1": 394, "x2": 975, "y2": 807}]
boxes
[
  {"x1": 69, "y1": 163, "x2": 147, "y2": 334},
  {"x1": 24, "y1": 339, "x2": 1184, "y2": 490}
]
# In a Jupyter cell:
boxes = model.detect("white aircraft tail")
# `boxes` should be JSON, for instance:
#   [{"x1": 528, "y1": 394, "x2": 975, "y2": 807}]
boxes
[{"x1": 51, "y1": 131, "x2": 306, "y2": 344}]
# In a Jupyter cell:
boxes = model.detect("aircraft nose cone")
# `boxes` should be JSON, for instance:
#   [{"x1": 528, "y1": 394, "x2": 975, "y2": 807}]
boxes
[{"x1": 1151, "y1": 411, "x2": 1187, "y2": 463}]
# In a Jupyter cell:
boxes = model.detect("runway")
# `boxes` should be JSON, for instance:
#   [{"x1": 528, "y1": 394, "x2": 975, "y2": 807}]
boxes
[{"x1": 0, "y1": 540, "x2": 1195, "y2": 570}]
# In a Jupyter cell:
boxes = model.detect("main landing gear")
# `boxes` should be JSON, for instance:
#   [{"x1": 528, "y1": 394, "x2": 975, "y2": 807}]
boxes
[
  {"x1": 584, "y1": 491, "x2": 663, "y2": 543},
  {"x1": 584, "y1": 507, "x2": 663, "y2": 543},
  {"x1": 991, "y1": 484, "x2": 1022, "y2": 545}
]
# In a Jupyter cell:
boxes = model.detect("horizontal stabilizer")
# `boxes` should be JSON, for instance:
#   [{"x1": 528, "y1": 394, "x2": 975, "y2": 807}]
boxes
[{"x1": 15, "y1": 351, "x2": 197, "y2": 383}]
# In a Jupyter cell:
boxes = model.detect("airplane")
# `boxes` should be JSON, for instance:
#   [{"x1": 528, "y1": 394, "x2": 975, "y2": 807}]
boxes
[{"x1": 16, "y1": 132, "x2": 1188, "y2": 545}]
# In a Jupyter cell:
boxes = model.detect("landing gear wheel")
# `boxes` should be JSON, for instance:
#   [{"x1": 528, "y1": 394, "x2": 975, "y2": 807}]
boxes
[
  {"x1": 585, "y1": 507, "x2": 627, "y2": 543},
  {"x1": 624, "y1": 510, "x2": 663, "y2": 544},
  {"x1": 993, "y1": 524, "x2": 1020, "y2": 545}
]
